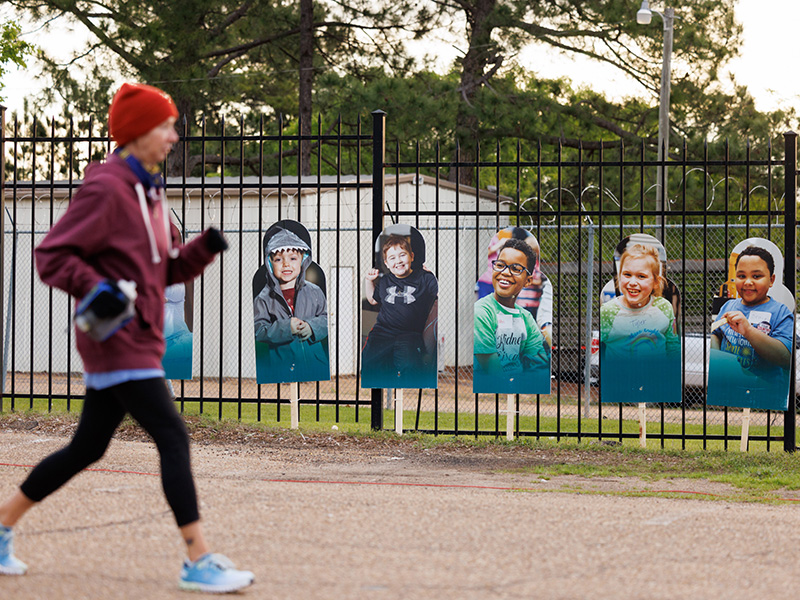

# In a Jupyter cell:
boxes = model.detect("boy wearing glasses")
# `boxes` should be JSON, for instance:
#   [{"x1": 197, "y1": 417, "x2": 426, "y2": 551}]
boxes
[{"x1": 474, "y1": 238, "x2": 550, "y2": 393}]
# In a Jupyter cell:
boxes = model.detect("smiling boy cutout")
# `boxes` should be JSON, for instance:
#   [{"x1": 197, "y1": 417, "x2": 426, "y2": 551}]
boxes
[
  {"x1": 361, "y1": 234, "x2": 438, "y2": 388},
  {"x1": 253, "y1": 227, "x2": 329, "y2": 382},
  {"x1": 473, "y1": 238, "x2": 549, "y2": 393},
  {"x1": 711, "y1": 245, "x2": 792, "y2": 377}
]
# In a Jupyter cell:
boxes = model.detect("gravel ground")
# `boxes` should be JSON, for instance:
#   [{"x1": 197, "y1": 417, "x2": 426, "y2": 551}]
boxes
[{"x1": 1, "y1": 415, "x2": 799, "y2": 599}]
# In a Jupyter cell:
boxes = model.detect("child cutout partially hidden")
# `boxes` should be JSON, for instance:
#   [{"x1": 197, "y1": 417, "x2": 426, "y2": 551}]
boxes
[
  {"x1": 361, "y1": 234, "x2": 438, "y2": 387},
  {"x1": 711, "y1": 246, "x2": 792, "y2": 375},
  {"x1": 473, "y1": 238, "x2": 549, "y2": 389}
]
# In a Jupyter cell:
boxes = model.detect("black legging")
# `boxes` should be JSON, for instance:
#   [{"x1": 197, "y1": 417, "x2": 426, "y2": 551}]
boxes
[{"x1": 20, "y1": 377, "x2": 200, "y2": 527}]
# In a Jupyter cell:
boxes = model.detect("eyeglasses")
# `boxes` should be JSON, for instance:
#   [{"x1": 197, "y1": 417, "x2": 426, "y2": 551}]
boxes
[{"x1": 491, "y1": 260, "x2": 530, "y2": 276}]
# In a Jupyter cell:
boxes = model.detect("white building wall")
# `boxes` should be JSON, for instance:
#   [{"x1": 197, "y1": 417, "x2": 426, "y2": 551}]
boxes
[{"x1": 3, "y1": 175, "x2": 506, "y2": 381}]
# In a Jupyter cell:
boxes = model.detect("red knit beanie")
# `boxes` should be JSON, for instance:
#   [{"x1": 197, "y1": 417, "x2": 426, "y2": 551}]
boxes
[{"x1": 108, "y1": 83, "x2": 179, "y2": 147}]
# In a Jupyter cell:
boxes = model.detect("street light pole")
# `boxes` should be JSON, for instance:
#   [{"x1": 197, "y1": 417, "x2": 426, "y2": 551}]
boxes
[{"x1": 638, "y1": 1, "x2": 674, "y2": 242}]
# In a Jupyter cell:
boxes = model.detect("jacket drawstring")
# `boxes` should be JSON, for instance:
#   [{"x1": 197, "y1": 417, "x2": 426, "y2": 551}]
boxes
[
  {"x1": 135, "y1": 183, "x2": 161, "y2": 264},
  {"x1": 135, "y1": 183, "x2": 180, "y2": 264}
]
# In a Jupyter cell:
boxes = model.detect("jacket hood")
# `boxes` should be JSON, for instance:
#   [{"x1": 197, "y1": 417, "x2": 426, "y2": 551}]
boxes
[
  {"x1": 85, "y1": 153, "x2": 175, "y2": 265},
  {"x1": 264, "y1": 228, "x2": 312, "y2": 292}
]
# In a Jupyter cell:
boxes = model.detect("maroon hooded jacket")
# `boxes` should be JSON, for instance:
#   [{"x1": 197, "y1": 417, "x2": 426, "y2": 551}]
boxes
[{"x1": 35, "y1": 153, "x2": 218, "y2": 373}]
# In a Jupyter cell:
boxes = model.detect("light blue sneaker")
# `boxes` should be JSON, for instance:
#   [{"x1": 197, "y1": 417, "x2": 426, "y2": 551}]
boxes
[
  {"x1": 179, "y1": 553, "x2": 254, "y2": 593},
  {"x1": 0, "y1": 525, "x2": 27, "y2": 575}
]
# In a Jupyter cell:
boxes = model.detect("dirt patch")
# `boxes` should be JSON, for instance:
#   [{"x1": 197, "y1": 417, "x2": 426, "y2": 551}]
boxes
[
  {"x1": 0, "y1": 411, "x2": 775, "y2": 502},
  {"x1": 0, "y1": 411, "x2": 657, "y2": 467}
]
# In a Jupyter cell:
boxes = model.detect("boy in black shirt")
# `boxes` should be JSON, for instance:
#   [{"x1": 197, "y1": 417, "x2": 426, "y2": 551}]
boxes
[{"x1": 362, "y1": 234, "x2": 438, "y2": 388}]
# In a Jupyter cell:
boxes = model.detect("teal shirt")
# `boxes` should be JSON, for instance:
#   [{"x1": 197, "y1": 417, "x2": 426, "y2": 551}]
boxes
[
  {"x1": 599, "y1": 295, "x2": 681, "y2": 404},
  {"x1": 600, "y1": 296, "x2": 680, "y2": 359},
  {"x1": 474, "y1": 295, "x2": 546, "y2": 373},
  {"x1": 473, "y1": 295, "x2": 550, "y2": 394}
]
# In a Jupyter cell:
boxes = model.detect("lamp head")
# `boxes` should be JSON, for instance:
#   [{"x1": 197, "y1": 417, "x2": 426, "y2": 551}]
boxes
[{"x1": 637, "y1": 0, "x2": 652, "y2": 24}]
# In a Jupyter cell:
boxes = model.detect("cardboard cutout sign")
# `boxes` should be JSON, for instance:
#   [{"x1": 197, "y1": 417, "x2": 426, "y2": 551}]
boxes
[
  {"x1": 476, "y1": 226, "x2": 554, "y2": 346},
  {"x1": 473, "y1": 229, "x2": 551, "y2": 394},
  {"x1": 163, "y1": 281, "x2": 193, "y2": 380},
  {"x1": 361, "y1": 223, "x2": 438, "y2": 389},
  {"x1": 253, "y1": 219, "x2": 330, "y2": 384},
  {"x1": 599, "y1": 234, "x2": 681, "y2": 404},
  {"x1": 163, "y1": 222, "x2": 194, "y2": 380},
  {"x1": 707, "y1": 238, "x2": 794, "y2": 411}
]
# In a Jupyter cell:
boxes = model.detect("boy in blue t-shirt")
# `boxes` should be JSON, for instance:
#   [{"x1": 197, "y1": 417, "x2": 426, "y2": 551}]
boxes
[
  {"x1": 361, "y1": 234, "x2": 438, "y2": 388},
  {"x1": 712, "y1": 246, "x2": 793, "y2": 381}
]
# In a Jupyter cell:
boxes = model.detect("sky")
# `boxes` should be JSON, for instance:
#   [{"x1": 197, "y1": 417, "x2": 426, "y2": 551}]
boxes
[
  {"x1": 727, "y1": 0, "x2": 800, "y2": 110},
  {"x1": 1, "y1": 0, "x2": 798, "y2": 118}
]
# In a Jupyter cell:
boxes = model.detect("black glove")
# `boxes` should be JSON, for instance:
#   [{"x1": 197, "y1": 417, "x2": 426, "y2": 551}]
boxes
[
  {"x1": 206, "y1": 227, "x2": 229, "y2": 253},
  {"x1": 87, "y1": 280, "x2": 129, "y2": 318}
]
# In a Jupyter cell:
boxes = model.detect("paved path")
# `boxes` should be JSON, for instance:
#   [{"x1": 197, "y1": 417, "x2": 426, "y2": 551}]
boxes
[{"x1": 0, "y1": 430, "x2": 798, "y2": 599}]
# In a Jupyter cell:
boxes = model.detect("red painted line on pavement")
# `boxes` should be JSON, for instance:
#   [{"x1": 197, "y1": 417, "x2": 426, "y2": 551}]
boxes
[{"x1": 265, "y1": 478, "x2": 532, "y2": 491}]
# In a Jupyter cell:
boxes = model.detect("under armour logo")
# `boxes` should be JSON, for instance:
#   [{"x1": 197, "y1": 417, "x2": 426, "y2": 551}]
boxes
[{"x1": 385, "y1": 285, "x2": 416, "y2": 304}]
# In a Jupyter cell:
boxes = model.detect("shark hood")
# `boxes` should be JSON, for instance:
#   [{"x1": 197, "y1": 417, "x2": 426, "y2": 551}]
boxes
[{"x1": 264, "y1": 228, "x2": 312, "y2": 292}]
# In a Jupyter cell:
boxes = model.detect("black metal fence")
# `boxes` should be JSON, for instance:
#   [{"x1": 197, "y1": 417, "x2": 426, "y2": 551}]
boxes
[{"x1": 2, "y1": 106, "x2": 797, "y2": 450}]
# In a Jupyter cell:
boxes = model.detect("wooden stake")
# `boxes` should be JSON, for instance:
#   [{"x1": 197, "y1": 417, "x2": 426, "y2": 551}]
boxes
[
  {"x1": 740, "y1": 408, "x2": 750, "y2": 452},
  {"x1": 290, "y1": 382, "x2": 299, "y2": 430},
  {"x1": 638, "y1": 402, "x2": 646, "y2": 448},
  {"x1": 506, "y1": 394, "x2": 514, "y2": 441},
  {"x1": 395, "y1": 389, "x2": 403, "y2": 435}
]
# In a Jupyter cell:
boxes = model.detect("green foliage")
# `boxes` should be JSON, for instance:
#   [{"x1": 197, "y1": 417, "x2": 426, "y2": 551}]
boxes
[
  {"x1": 0, "y1": 20, "x2": 33, "y2": 102},
  {"x1": 8, "y1": 1, "x2": 435, "y2": 119},
  {"x1": 311, "y1": 68, "x2": 786, "y2": 219},
  {"x1": 14, "y1": 1, "x2": 305, "y2": 119},
  {"x1": 5, "y1": 0, "x2": 438, "y2": 176},
  {"x1": 4, "y1": 109, "x2": 109, "y2": 182},
  {"x1": 4, "y1": 0, "x2": 796, "y2": 189},
  {"x1": 418, "y1": 0, "x2": 794, "y2": 184}
]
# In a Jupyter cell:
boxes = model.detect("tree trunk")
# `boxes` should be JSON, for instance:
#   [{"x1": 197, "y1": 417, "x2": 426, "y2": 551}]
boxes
[
  {"x1": 452, "y1": 0, "x2": 497, "y2": 187},
  {"x1": 299, "y1": 0, "x2": 314, "y2": 177}
]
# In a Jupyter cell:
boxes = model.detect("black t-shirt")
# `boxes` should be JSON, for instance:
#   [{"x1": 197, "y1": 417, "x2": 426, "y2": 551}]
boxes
[{"x1": 371, "y1": 269, "x2": 438, "y2": 336}]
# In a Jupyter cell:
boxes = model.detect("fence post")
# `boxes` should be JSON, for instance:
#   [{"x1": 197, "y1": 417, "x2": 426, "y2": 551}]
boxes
[
  {"x1": 784, "y1": 130, "x2": 797, "y2": 452},
  {"x1": 370, "y1": 110, "x2": 386, "y2": 430}
]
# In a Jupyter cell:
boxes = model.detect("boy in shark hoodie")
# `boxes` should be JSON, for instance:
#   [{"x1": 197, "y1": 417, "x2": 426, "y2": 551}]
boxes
[{"x1": 253, "y1": 227, "x2": 330, "y2": 382}]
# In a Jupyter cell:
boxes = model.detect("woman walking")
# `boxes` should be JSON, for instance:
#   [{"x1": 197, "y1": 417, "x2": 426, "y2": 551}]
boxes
[{"x1": 0, "y1": 83, "x2": 254, "y2": 593}]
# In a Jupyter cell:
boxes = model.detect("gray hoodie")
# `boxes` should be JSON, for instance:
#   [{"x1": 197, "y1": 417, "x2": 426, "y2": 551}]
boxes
[{"x1": 253, "y1": 228, "x2": 329, "y2": 381}]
